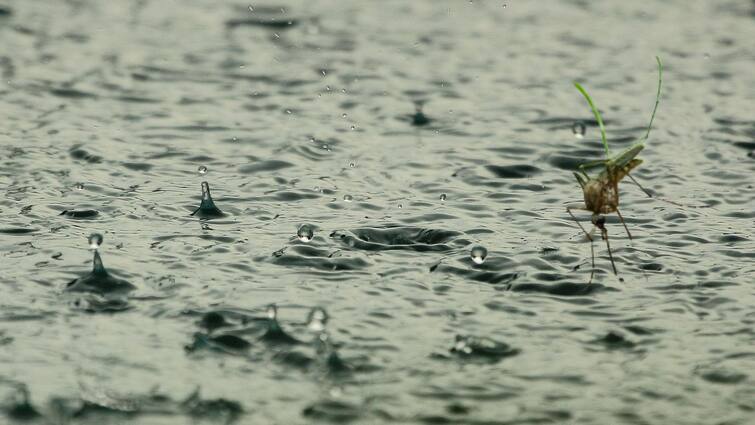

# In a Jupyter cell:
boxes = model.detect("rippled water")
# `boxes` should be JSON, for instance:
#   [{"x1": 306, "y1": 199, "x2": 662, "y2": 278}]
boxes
[{"x1": 2, "y1": 1, "x2": 754, "y2": 424}]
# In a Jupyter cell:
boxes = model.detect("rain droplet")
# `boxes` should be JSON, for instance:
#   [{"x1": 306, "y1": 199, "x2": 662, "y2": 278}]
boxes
[
  {"x1": 470, "y1": 245, "x2": 488, "y2": 265},
  {"x1": 297, "y1": 224, "x2": 314, "y2": 242},
  {"x1": 440, "y1": 193, "x2": 447, "y2": 201},
  {"x1": 350, "y1": 125, "x2": 356, "y2": 131},
  {"x1": 341, "y1": 113, "x2": 347, "y2": 118},
  {"x1": 349, "y1": 161, "x2": 356, "y2": 168},
  {"x1": 248, "y1": 5, "x2": 254, "y2": 13},
  {"x1": 88, "y1": 233, "x2": 103, "y2": 250},
  {"x1": 572, "y1": 121, "x2": 586, "y2": 139},
  {"x1": 343, "y1": 194, "x2": 353, "y2": 202},
  {"x1": 307, "y1": 307, "x2": 328, "y2": 332},
  {"x1": 197, "y1": 165, "x2": 208, "y2": 175},
  {"x1": 398, "y1": 203, "x2": 403, "y2": 209},
  {"x1": 266, "y1": 304, "x2": 278, "y2": 320},
  {"x1": 74, "y1": 183, "x2": 85, "y2": 190}
]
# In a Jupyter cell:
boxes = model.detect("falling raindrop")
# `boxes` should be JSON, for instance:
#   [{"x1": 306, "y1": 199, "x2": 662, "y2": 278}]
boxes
[
  {"x1": 197, "y1": 165, "x2": 208, "y2": 175},
  {"x1": 74, "y1": 183, "x2": 85, "y2": 190},
  {"x1": 248, "y1": 5, "x2": 254, "y2": 13},
  {"x1": 307, "y1": 307, "x2": 328, "y2": 332},
  {"x1": 341, "y1": 113, "x2": 347, "y2": 118},
  {"x1": 440, "y1": 193, "x2": 447, "y2": 201},
  {"x1": 470, "y1": 245, "x2": 488, "y2": 265},
  {"x1": 349, "y1": 161, "x2": 356, "y2": 168},
  {"x1": 297, "y1": 224, "x2": 314, "y2": 242},
  {"x1": 572, "y1": 121, "x2": 586, "y2": 139},
  {"x1": 267, "y1": 304, "x2": 278, "y2": 320},
  {"x1": 343, "y1": 194, "x2": 353, "y2": 202},
  {"x1": 88, "y1": 233, "x2": 103, "y2": 250}
]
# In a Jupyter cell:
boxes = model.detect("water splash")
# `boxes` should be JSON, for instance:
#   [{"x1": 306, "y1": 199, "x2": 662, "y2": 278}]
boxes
[{"x1": 191, "y1": 181, "x2": 225, "y2": 218}]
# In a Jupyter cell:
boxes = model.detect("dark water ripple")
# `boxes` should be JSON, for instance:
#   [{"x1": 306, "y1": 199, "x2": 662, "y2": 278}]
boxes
[{"x1": 1, "y1": 1, "x2": 754, "y2": 424}]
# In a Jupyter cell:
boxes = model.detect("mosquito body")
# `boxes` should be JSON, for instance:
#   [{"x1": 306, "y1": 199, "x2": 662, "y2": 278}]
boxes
[{"x1": 568, "y1": 57, "x2": 663, "y2": 283}]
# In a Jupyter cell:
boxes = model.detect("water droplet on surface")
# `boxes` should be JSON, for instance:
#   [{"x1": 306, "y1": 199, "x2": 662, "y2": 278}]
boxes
[
  {"x1": 343, "y1": 194, "x2": 353, "y2": 202},
  {"x1": 307, "y1": 307, "x2": 328, "y2": 332},
  {"x1": 88, "y1": 233, "x2": 103, "y2": 250},
  {"x1": 74, "y1": 183, "x2": 84, "y2": 190},
  {"x1": 297, "y1": 224, "x2": 314, "y2": 242},
  {"x1": 197, "y1": 165, "x2": 208, "y2": 175},
  {"x1": 572, "y1": 121, "x2": 586, "y2": 139},
  {"x1": 470, "y1": 245, "x2": 488, "y2": 265},
  {"x1": 440, "y1": 193, "x2": 447, "y2": 201}
]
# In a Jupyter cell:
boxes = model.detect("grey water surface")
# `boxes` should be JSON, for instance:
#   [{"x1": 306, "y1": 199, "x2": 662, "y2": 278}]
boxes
[{"x1": 1, "y1": 1, "x2": 754, "y2": 424}]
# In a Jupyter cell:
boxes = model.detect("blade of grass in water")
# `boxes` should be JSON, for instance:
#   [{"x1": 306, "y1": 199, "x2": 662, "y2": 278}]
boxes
[
  {"x1": 573, "y1": 82, "x2": 609, "y2": 157},
  {"x1": 640, "y1": 56, "x2": 663, "y2": 143}
]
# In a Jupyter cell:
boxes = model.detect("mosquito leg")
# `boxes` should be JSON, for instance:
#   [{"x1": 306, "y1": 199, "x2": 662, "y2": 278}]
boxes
[
  {"x1": 588, "y1": 233, "x2": 595, "y2": 284},
  {"x1": 601, "y1": 225, "x2": 618, "y2": 275},
  {"x1": 566, "y1": 206, "x2": 592, "y2": 241},
  {"x1": 615, "y1": 208, "x2": 632, "y2": 240},
  {"x1": 627, "y1": 173, "x2": 653, "y2": 198}
]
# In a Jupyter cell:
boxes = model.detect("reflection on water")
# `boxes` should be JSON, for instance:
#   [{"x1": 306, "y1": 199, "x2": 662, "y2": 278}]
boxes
[{"x1": 1, "y1": 0, "x2": 754, "y2": 424}]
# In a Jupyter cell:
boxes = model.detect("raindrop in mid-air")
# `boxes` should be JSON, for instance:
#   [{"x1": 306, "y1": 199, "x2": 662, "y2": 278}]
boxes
[
  {"x1": 470, "y1": 245, "x2": 488, "y2": 265},
  {"x1": 572, "y1": 121, "x2": 586, "y2": 139},
  {"x1": 88, "y1": 233, "x2": 103, "y2": 250},
  {"x1": 297, "y1": 224, "x2": 314, "y2": 242}
]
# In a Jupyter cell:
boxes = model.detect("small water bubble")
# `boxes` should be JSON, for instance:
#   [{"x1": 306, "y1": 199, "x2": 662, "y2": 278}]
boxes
[
  {"x1": 341, "y1": 88, "x2": 347, "y2": 93},
  {"x1": 326, "y1": 85, "x2": 331, "y2": 91},
  {"x1": 322, "y1": 144, "x2": 329, "y2": 150},
  {"x1": 350, "y1": 125, "x2": 356, "y2": 131},
  {"x1": 232, "y1": 137, "x2": 238, "y2": 142},
  {"x1": 74, "y1": 183, "x2": 84, "y2": 190},
  {"x1": 297, "y1": 224, "x2": 314, "y2": 242},
  {"x1": 341, "y1": 113, "x2": 347, "y2": 118},
  {"x1": 440, "y1": 193, "x2": 447, "y2": 201},
  {"x1": 470, "y1": 245, "x2": 488, "y2": 265},
  {"x1": 197, "y1": 165, "x2": 208, "y2": 175},
  {"x1": 307, "y1": 307, "x2": 328, "y2": 332},
  {"x1": 349, "y1": 161, "x2": 356, "y2": 168},
  {"x1": 88, "y1": 233, "x2": 103, "y2": 250},
  {"x1": 343, "y1": 194, "x2": 353, "y2": 202},
  {"x1": 572, "y1": 121, "x2": 586, "y2": 139},
  {"x1": 398, "y1": 203, "x2": 403, "y2": 209}
]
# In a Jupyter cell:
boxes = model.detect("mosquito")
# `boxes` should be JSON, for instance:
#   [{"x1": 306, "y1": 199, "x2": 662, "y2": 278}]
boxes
[{"x1": 567, "y1": 56, "x2": 663, "y2": 283}]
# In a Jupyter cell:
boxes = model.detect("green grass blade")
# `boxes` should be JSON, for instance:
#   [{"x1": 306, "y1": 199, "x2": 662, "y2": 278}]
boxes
[
  {"x1": 640, "y1": 56, "x2": 663, "y2": 142},
  {"x1": 573, "y1": 82, "x2": 609, "y2": 157}
]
